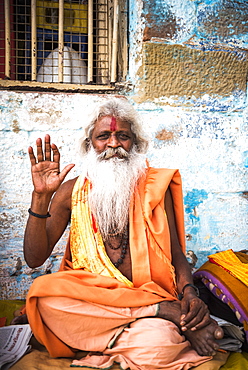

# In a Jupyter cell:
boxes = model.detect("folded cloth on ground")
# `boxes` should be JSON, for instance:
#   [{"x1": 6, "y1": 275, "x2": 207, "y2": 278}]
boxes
[
  {"x1": 194, "y1": 252, "x2": 248, "y2": 343},
  {"x1": 211, "y1": 315, "x2": 244, "y2": 352},
  {"x1": 208, "y1": 250, "x2": 248, "y2": 287}
]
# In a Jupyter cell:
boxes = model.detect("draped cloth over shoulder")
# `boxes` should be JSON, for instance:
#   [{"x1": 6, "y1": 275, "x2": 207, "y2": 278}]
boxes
[{"x1": 26, "y1": 167, "x2": 186, "y2": 358}]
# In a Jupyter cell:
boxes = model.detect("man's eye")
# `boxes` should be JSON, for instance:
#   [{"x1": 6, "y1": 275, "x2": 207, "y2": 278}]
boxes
[
  {"x1": 119, "y1": 134, "x2": 130, "y2": 140},
  {"x1": 97, "y1": 134, "x2": 109, "y2": 140}
]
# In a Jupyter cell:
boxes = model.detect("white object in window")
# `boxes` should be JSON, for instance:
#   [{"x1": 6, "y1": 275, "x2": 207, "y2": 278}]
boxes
[{"x1": 37, "y1": 46, "x2": 87, "y2": 84}]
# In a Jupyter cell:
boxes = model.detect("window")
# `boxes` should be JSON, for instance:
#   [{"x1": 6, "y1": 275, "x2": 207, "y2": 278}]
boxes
[{"x1": 0, "y1": 0, "x2": 127, "y2": 89}]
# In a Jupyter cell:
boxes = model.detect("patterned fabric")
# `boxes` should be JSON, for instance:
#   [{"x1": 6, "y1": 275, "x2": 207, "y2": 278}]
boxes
[
  {"x1": 208, "y1": 249, "x2": 248, "y2": 287},
  {"x1": 194, "y1": 252, "x2": 248, "y2": 342},
  {"x1": 70, "y1": 175, "x2": 132, "y2": 287}
]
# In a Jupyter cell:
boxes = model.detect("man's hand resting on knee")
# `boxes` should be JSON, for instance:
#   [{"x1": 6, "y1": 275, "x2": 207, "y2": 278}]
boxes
[{"x1": 180, "y1": 291, "x2": 211, "y2": 332}]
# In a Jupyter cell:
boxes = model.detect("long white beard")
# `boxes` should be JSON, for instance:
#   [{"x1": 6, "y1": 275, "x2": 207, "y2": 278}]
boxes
[{"x1": 83, "y1": 146, "x2": 146, "y2": 240}]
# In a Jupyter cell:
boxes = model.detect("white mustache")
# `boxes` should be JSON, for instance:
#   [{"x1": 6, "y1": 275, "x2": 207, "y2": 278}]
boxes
[{"x1": 98, "y1": 147, "x2": 129, "y2": 160}]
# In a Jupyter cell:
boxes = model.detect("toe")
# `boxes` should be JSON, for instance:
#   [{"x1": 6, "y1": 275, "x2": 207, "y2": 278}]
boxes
[{"x1": 215, "y1": 327, "x2": 224, "y2": 340}]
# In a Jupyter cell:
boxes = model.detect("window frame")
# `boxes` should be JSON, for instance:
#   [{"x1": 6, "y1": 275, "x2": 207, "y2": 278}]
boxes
[{"x1": 0, "y1": 0, "x2": 128, "y2": 92}]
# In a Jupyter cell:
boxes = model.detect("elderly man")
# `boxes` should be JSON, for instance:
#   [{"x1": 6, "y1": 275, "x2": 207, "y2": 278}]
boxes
[{"x1": 24, "y1": 98, "x2": 223, "y2": 369}]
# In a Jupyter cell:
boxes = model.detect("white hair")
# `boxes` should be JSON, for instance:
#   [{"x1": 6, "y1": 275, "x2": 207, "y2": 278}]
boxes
[
  {"x1": 80, "y1": 97, "x2": 149, "y2": 154},
  {"x1": 84, "y1": 145, "x2": 147, "y2": 239}
]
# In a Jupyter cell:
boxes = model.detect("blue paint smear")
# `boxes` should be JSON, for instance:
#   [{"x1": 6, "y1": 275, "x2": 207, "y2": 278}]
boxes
[
  {"x1": 184, "y1": 189, "x2": 208, "y2": 222},
  {"x1": 165, "y1": 91, "x2": 246, "y2": 113},
  {"x1": 185, "y1": 117, "x2": 226, "y2": 139},
  {"x1": 197, "y1": 1, "x2": 248, "y2": 44},
  {"x1": 185, "y1": 40, "x2": 247, "y2": 61},
  {"x1": 243, "y1": 151, "x2": 248, "y2": 168},
  {"x1": 189, "y1": 226, "x2": 199, "y2": 235}
]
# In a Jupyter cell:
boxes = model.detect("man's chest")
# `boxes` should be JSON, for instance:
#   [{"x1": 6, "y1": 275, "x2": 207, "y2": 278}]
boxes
[{"x1": 104, "y1": 238, "x2": 132, "y2": 282}]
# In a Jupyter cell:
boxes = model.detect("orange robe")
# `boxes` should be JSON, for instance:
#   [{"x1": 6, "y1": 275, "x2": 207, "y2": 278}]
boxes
[{"x1": 26, "y1": 167, "x2": 186, "y2": 358}]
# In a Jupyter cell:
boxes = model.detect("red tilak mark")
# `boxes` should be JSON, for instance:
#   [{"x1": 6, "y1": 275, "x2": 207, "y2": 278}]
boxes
[{"x1": 110, "y1": 116, "x2": 117, "y2": 131}]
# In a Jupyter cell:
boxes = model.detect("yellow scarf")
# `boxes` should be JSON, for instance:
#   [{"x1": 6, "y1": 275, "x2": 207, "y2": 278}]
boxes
[{"x1": 70, "y1": 175, "x2": 133, "y2": 287}]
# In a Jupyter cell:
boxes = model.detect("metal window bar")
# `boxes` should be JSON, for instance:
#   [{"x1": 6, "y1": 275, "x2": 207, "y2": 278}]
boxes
[
  {"x1": 0, "y1": 0, "x2": 124, "y2": 85},
  {"x1": 31, "y1": 0, "x2": 37, "y2": 81},
  {"x1": 58, "y1": 0, "x2": 64, "y2": 82},
  {"x1": 88, "y1": 0, "x2": 93, "y2": 83},
  {"x1": 110, "y1": 0, "x2": 118, "y2": 83},
  {"x1": 96, "y1": 1, "x2": 109, "y2": 84},
  {"x1": 4, "y1": 0, "x2": 10, "y2": 79}
]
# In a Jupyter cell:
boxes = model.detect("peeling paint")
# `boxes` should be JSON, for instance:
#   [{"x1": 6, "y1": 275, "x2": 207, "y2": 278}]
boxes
[
  {"x1": 198, "y1": 0, "x2": 248, "y2": 43},
  {"x1": 155, "y1": 128, "x2": 175, "y2": 141},
  {"x1": 184, "y1": 189, "x2": 208, "y2": 223},
  {"x1": 11, "y1": 119, "x2": 20, "y2": 133},
  {"x1": 142, "y1": 3, "x2": 178, "y2": 41}
]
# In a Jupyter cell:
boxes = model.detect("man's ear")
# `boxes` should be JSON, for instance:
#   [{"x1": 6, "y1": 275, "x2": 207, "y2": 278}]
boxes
[
  {"x1": 85, "y1": 138, "x2": 91, "y2": 152},
  {"x1": 132, "y1": 134, "x2": 139, "y2": 151}
]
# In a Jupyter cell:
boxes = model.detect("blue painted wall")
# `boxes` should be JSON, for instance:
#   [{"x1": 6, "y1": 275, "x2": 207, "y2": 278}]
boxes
[{"x1": 128, "y1": 0, "x2": 248, "y2": 268}]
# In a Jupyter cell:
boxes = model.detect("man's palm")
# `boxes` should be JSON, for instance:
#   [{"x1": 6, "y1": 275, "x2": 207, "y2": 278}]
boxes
[{"x1": 31, "y1": 161, "x2": 62, "y2": 194}]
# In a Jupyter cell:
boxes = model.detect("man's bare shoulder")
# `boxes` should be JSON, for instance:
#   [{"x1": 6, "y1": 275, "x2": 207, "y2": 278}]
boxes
[
  {"x1": 59, "y1": 177, "x2": 79, "y2": 194},
  {"x1": 52, "y1": 177, "x2": 79, "y2": 208}
]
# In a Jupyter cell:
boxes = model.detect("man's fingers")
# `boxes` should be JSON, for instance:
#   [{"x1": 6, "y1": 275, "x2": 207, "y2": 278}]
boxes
[
  {"x1": 33, "y1": 136, "x2": 59, "y2": 163},
  {"x1": 51, "y1": 143, "x2": 60, "y2": 163},
  {"x1": 180, "y1": 300, "x2": 205, "y2": 328},
  {"x1": 180, "y1": 299, "x2": 190, "y2": 319},
  {"x1": 36, "y1": 138, "x2": 44, "y2": 162},
  {"x1": 181, "y1": 310, "x2": 210, "y2": 331},
  {"x1": 44, "y1": 134, "x2": 51, "y2": 161},
  {"x1": 190, "y1": 313, "x2": 212, "y2": 331},
  {"x1": 181, "y1": 298, "x2": 208, "y2": 322},
  {"x1": 28, "y1": 146, "x2": 37, "y2": 166},
  {"x1": 181, "y1": 306, "x2": 203, "y2": 326},
  {"x1": 59, "y1": 164, "x2": 75, "y2": 182}
]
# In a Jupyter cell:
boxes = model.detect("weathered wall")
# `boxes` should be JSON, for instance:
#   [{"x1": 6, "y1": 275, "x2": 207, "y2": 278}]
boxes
[
  {"x1": 0, "y1": 0, "x2": 248, "y2": 299},
  {"x1": 0, "y1": 93, "x2": 111, "y2": 299},
  {"x1": 127, "y1": 0, "x2": 248, "y2": 267}
]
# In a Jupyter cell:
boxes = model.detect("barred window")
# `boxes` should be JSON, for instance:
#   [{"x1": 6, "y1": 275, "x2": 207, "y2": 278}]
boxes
[{"x1": 0, "y1": 0, "x2": 127, "y2": 89}]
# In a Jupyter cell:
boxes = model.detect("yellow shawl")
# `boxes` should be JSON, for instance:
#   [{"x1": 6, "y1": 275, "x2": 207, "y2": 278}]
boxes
[{"x1": 70, "y1": 176, "x2": 132, "y2": 286}]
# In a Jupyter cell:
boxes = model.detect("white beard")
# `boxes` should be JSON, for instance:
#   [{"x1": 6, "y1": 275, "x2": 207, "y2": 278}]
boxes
[{"x1": 83, "y1": 146, "x2": 146, "y2": 240}]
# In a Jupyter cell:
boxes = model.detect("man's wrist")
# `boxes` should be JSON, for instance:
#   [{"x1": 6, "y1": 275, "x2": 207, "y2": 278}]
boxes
[
  {"x1": 178, "y1": 284, "x2": 200, "y2": 300},
  {"x1": 31, "y1": 191, "x2": 52, "y2": 212}
]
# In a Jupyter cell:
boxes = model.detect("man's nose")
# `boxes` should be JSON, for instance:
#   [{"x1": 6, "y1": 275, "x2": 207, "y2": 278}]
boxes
[{"x1": 107, "y1": 133, "x2": 120, "y2": 148}]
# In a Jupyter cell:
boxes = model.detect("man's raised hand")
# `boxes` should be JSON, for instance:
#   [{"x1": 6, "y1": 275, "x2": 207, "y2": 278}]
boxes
[{"x1": 28, "y1": 134, "x2": 75, "y2": 195}]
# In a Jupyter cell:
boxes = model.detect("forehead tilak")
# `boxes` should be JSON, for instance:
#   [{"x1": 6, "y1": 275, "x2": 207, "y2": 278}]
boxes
[
  {"x1": 93, "y1": 115, "x2": 132, "y2": 134},
  {"x1": 110, "y1": 116, "x2": 117, "y2": 131}
]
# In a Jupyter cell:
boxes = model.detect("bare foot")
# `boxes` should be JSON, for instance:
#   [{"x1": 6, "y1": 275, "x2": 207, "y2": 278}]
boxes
[
  {"x1": 184, "y1": 319, "x2": 224, "y2": 356},
  {"x1": 157, "y1": 301, "x2": 223, "y2": 356},
  {"x1": 10, "y1": 314, "x2": 28, "y2": 325}
]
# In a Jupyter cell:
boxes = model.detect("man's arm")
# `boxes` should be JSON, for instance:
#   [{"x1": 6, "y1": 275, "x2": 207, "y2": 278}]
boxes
[
  {"x1": 164, "y1": 188, "x2": 211, "y2": 331},
  {"x1": 23, "y1": 135, "x2": 75, "y2": 268}
]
